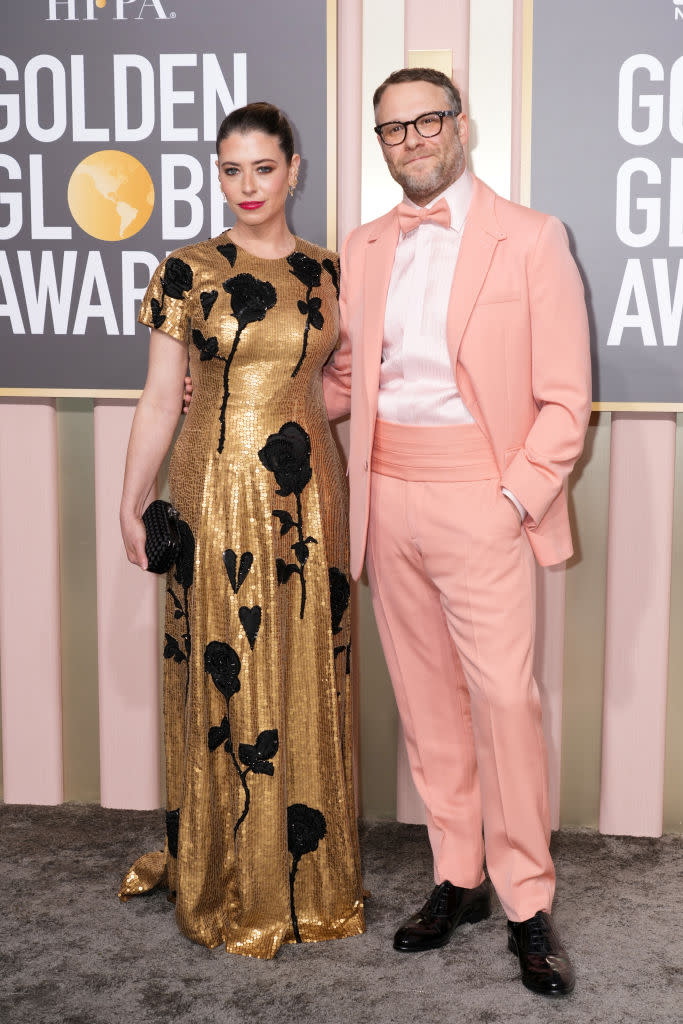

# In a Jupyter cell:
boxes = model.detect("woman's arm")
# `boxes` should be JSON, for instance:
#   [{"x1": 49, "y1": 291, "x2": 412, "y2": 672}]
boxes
[{"x1": 120, "y1": 328, "x2": 188, "y2": 569}]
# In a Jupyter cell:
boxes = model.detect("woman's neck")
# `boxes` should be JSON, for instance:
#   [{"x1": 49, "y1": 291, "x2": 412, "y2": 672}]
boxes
[{"x1": 227, "y1": 220, "x2": 295, "y2": 259}]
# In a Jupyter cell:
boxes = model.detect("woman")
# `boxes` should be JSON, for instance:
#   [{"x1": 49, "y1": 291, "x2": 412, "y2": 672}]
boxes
[{"x1": 119, "y1": 103, "x2": 364, "y2": 959}]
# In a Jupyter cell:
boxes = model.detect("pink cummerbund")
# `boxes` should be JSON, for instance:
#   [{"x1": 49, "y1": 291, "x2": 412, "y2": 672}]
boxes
[{"x1": 371, "y1": 419, "x2": 498, "y2": 482}]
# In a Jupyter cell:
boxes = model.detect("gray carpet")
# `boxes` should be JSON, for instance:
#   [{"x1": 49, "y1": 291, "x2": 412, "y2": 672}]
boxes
[{"x1": 0, "y1": 805, "x2": 681, "y2": 1024}]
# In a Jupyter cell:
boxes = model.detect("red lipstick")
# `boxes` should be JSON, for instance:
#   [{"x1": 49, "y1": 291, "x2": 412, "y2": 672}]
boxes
[{"x1": 239, "y1": 201, "x2": 265, "y2": 209}]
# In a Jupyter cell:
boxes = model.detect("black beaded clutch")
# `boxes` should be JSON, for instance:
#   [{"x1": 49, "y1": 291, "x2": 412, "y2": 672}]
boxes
[{"x1": 142, "y1": 500, "x2": 180, "y2": 574}]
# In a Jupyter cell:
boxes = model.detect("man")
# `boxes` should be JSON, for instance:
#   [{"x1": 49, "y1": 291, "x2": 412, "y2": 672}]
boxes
[{"x1": 323, "y1": 67, "x2": 591, "y2": 996}]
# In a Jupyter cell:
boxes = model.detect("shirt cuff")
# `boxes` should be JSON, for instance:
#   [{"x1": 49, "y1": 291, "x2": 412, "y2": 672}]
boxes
[{"x1": 501, "y1": 488, "x2": 526, "y2": 522}]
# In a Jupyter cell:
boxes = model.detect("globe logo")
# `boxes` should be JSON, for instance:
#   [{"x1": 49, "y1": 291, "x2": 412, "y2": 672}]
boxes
[{"x1": 67, "y1": 150, "x2": 155, "y2": 242}]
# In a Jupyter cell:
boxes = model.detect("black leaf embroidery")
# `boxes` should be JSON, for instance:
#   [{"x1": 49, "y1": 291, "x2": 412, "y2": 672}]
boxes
[
  {"x1": 217, "y1": 241, "x2": 237, "y2": 266},
  {"x1": 287, "y1": 804, "x2": 327, "y2": 943},
  {"x1": 200, "y1": 290, "x2": 218, "y2": 320},
  {"x1": 259, "y1": 423, "x2": 316, "y2": 618},
  {"x1": 238, "y1": 605, "x2": 261, "y2": 650},
  {"x1": 329, "y1": 567, "x2": 350, "y2": 635},
  {"x1": 238, "y1": 729, "x2": 278, "y2": 775},
  {"x1": 322, "y1": 257, "x2": 340, "y2": 298},
  {"x1": 286, "y1": 252, "x2": 324, "y2": 378},
  {"x1": 150, "y1": 298, "x2": 166, "y2": 328},
  {"x1": 165, "y1": 808, "x2": 180, "y2": 859},
  {"x1": 223, "y1": 549, "x2": 253, "y2": 594}
]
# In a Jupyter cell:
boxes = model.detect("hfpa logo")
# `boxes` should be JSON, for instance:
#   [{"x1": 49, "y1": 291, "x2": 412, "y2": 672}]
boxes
[
  {"x1": 675, "y1": 0, "x2": 683, "y2": 21},
  {"x1": 47, "y1": 0, "x2": 174, "y2": 20}
]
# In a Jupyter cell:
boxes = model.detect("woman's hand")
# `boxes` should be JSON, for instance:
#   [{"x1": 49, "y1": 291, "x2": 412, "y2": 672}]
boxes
[
  {"x1": 182, "y1": 375, "x2": 193, "y2": 413},
  {"x1": 121, "y1": 512, "x2": 148, "y2": 570}
]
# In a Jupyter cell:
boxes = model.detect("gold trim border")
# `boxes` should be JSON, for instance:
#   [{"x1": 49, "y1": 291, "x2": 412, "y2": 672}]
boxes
[
  {"x1": 2, "y1": 3, "x2": 339, "y2": 400},
  {"x1": 327, "y1": 0, "x2": 338, "y2": 251}
]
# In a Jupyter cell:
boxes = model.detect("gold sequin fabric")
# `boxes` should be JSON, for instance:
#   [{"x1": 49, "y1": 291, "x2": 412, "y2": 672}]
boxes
[{"x1": 119, "y1": 233, "x2": 365, "y2": 958}]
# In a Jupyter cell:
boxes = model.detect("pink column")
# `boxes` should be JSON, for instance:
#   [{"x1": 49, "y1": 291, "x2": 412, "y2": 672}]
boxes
[
  {"x1": 337, "y1": 0, "x2": 362, "y2": 243},
  {"x1": 397, "y1": 0, "x2": 472, "y2": 824},
  {"x1": 93, "y1": 400, "x2": 160, "y2": 810},
  {"x1": 600, "y1": 414, "x2": 676, "y2": 837},
  {"x1": 0, "y1": 400, "x2": 63, "y2": 803}
]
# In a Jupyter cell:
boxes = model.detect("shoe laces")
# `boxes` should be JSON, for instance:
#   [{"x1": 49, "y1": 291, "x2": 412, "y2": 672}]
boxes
[
  {"x1": 525, "y1": 913, "x2": 552, "y2": 954},
  {"x1": 428, "y1": 883, "x2": 451, "y2": 916}
]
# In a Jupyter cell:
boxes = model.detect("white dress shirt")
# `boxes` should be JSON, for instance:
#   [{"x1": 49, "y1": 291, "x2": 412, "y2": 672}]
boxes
[{"x1": 378, "y1": 169, "x2": 525, "y2": 520}]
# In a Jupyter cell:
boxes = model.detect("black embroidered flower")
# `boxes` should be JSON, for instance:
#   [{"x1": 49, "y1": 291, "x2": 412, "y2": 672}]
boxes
[
  {"x1": 165, "y1": 808, "x2": 180, "y2": 859},
  {"x1": 217, "y1": 241, "x2": 237, "y2": 266},
  {"x1": 287, "y1": 251, "x2": 322, "y2": 290},
  {"x1": 150, "y1": 298, "x2": 166, "y2": 328},
  {"x1": 200, "y1": 290, "x2": 218, "y2": 320},
  {"x1": 287, "y1": 803, "x2": 327, "y2": 943},
  {"x1": 223, "y1": 273, "x2": 277, "y2": 331},
  {"x1": 329, "y1": 568, "x2": 350, "y2": 635},
  {"x1": 260, "y1": 423, "x2": 317, "y2": 618},
  {"x1": 192, "y1": 328, "x2": 219, "y2": 361},
  {"x1": 204, "y1": 640, "x2": 241, "y2": 701},
  {"x1": 287, "y1": 252, "x2": 325, "y2": 378},
  {"x1": 258, "y1": 422, "x2": 312, "y2": 497},
  {"x1": 322, "y1": 257, "x2": 339, "y2": 298},
  {"x1": 161, "y1": 257, "x2": 193, "y2": 300}
]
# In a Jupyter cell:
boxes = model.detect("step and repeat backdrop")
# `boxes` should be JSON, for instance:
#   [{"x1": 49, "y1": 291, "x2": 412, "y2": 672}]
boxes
[
  {"x1": 531, "y1": 0, "x2": 683, "y2": 406},
  {"x1": 1, "y1": 0, "x2": 331, "y2": 391}
]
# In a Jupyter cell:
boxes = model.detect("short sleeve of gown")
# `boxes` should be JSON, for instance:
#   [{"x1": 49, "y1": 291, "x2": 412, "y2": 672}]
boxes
[{"x1": 137, "y1": 255, "x2": 194, "y2": 344}]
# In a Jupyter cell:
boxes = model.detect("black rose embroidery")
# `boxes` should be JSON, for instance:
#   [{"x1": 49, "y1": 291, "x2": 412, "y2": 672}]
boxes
[
  {"x1": 193, "y1": 274, "x2": 277, "y2": 454},
  {"x1": 329, "y1": 567, "x2": 351, "y2": 674},
  {"x1": 287, "y1": 251, "x2": 325, "y2": 378},
  {"x1": 163, "y1": 517, "x2": 195, "y2": 702},
  {"x1": 161, "y1": 257, "x2": 193, "y2": 300},
  {"x1": 205, "y1": 640, "x2": 278, "y2": 837},
  {"x1": 259, "y1": 423, "x2": 317, "y2": 618},
  {"x1": 287, "y1": 803, "x2": 327, "y2": 942}
]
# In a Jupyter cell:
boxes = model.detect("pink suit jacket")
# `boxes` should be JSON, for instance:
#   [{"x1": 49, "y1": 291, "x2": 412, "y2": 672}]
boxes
[{"x1": 323, "y1": 176, "x2": 592, "y2": 581}]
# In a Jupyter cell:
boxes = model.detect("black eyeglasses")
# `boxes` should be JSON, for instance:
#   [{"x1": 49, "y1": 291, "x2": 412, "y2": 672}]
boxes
[{"x1": 374, "y1": 110, "x2": 458, "y2": 146}]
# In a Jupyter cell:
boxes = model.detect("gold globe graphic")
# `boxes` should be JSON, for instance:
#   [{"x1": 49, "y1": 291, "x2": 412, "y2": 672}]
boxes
[{"x1": 68, "y1": 150, "x2": 155, "y2": 242}]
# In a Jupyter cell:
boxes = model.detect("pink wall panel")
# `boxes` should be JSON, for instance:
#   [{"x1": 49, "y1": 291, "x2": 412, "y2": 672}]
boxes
[
  {"x1": 93, "y1": 401, "x2": 160, "y2": 810},
  {"x1": 600, "y1": 414, "x2": 676, "y2": 837},
  {"x1": 0, "y1": 400, "x2": 63, "y2": 803}
]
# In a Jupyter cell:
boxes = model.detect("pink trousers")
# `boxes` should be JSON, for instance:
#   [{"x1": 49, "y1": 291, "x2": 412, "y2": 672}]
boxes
[{"x1": 366, "y1": 420, "x2": 554, "y2": 922}]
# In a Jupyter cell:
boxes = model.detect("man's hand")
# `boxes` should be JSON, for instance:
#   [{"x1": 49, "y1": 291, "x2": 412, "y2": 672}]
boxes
[{"x1": 182, "y1": 375, "x2": 193, "y2": 414}]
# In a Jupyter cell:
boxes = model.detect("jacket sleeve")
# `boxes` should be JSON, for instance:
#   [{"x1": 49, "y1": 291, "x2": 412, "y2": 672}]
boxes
[
  {"x1": 323, "y1": 233, "x2": 352, "y2": 421},
  {"x1": 500, "y1": 215, "x2": 592, "y2": 526}
]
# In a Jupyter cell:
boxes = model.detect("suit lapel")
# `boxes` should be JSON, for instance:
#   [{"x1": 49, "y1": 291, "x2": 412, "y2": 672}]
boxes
[
  {"x1": 446, "y1": 178, "x2": 506, "y2": 372},
  {"x1": 362, "y1": 212, "x2": 400, "y2": 401}
]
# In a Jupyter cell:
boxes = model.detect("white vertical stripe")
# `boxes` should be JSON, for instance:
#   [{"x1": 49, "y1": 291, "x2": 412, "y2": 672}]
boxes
[
  {"x1": 0, "y1": 401, "x2": 63, "y2": 804},
  {"x1": 468, "y1": 0, "x2": 514, "y2": 199},
  {"x1": 361, "y1": 0, "x2": 405, "y2": 223}
]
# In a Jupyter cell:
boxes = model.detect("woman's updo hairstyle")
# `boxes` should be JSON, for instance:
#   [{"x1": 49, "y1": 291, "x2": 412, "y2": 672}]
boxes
[{"x1": 216, "y1": 102, "x2": 295, "y2": 163}]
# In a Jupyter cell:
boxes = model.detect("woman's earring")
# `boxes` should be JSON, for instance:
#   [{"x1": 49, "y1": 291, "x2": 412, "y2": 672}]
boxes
[{"x1": 288, "y1": 177, "x2": 298, "y2": 198}]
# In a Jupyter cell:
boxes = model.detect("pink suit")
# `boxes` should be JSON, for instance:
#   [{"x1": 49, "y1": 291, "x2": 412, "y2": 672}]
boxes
[{"x1": 323, "y1": 176, "x2": 591, "y2": 920}]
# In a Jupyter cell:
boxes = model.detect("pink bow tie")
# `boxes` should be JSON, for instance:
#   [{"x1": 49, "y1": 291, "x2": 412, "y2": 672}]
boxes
[{"x1": 397, "y1": 197, "x2": 451, "y2": 234}]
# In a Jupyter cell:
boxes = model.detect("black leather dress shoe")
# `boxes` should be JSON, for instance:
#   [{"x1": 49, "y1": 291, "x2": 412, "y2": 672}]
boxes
[
  {"x1": 393, "y1": 879, "x2": 491, "y2": 952},
  {"x1": 507, "y1": 911, "x2": 575, "y2": 996}
]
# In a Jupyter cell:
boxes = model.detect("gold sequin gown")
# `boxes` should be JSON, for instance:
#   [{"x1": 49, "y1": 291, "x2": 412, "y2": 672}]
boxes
[{"x1": 119, "y1": 233, "x2": 365, "y2": 959}]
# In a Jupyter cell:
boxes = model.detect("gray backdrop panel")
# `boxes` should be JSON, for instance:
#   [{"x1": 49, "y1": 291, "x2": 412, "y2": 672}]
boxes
[
  {"x1": 0, "y1": 0, "x2": 328, "y2": 391},
  {"x1": 531, "y1": 0, "x2": 682, "y2": 404}
]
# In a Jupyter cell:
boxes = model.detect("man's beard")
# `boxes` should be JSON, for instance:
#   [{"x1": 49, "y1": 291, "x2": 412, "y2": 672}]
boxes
[{"x1": 390, "y1": 144, "x2": 465, "y2": 203}]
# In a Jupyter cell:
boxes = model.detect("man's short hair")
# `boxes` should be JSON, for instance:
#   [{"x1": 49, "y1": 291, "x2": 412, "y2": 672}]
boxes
[{"x1": 373, "y1": 67, "x2": 462, "y2": 118}]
